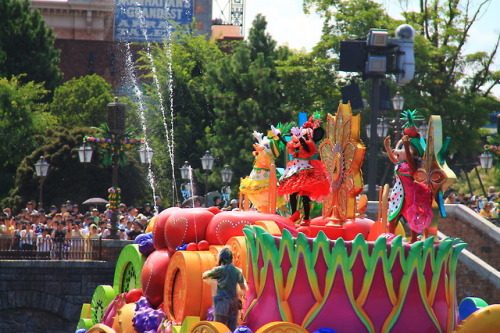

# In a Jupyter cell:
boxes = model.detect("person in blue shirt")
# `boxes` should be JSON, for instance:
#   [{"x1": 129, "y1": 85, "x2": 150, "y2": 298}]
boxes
[{"x1": 203, "y1": 247, "x2": 247, "y2": 331}]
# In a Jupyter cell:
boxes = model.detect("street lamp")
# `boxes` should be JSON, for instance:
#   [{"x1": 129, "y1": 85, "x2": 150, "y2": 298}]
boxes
[
  {"x1": 479, "y1": 152, "x2": 493, "y2": 170},
  {"x1": 220, "y1": 164, "x2": 233, "y2": 206},
  {"x1": 34, "y1": 156, "x2": 50, "y2": 210},
  {"x1": 138, "y1": 146, "x2": 154, "y2": 164},
  {"x1": 200, "y1": 150, "x2": 214, "y2": 199},
  {"x1": 221, "y1": 164, "x2": 233, "y2": 184},
  {"x1": 391, "y1": 92, "x2": 404, "y2": 138},
  {"x1": 179, "y1": 161, "x2": 192, "y2": 200},
  {"x1": 365, "y1": 120, "x2": 389, "y2": 139},
  {"x1": 78, "y1": 98, "x2": 147, "y2": 239},
  {"x1": 77, "y1": 145, "x2": 93, "y2": 163}
]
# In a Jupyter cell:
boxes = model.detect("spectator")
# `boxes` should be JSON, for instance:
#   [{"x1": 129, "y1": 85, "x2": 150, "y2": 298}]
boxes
[
  {"x1": 51, "y1": 221, "x2": 66, "y2": 259},
  {"x1": 19, "y1": 223, "x2": 36, "y2": 250},
  {"x1": 154, "y1": 196, "x2": 164, "y2": 213},
  {"x1": 118, "y1": 225, "x2": 128, "y2": 240},
  {"x1": 127, "y1": 221, "x2": 143, "y2": 240},
  {"x1": 479, "y1": 202, "x2": 495, "y2": 219},
  {"x1": 36, "y1": 228, "x2": 53, "y2": 258},
  {"x1": 487, "y1": 186, "x2": 497, "y2": 202},
  {"x1": 3, "y1": 208, "x2": 12, "y2": 219},
  {"x1": 142, "y1": 203, "x2": 154, "y2": 218},
  {"x1": 0, "y1": 217, "x2": 7, "y2": 235},
  {"x1": 444, "y1": 193, "x2": 457, "y2": 204},
  {"x1": 87, "y1": 224, "x2": 101, "y2": 239}
]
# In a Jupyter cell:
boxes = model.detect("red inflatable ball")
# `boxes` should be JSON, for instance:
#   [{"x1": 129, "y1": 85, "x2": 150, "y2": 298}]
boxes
[
  {"x1": 141, "y1": 250, "x2": 171, "y2": 308},
  {"x1": 342, "y1": 217, "x2": 375, "y2": 240},
  {"x1": 310, "y1": 216, "x2": 330, "y2": 226},
  {"x1": 185, "y1": 242, "x2": 198, "y2": 251},
  {"x1": 197, "y1": 240, "x2": 209, "y2": 251},
  {"x1": 153, "y1": 207, "x2": 181, "y2": 250},
  {"x1": 205, "y1": 211, "x2": 298, "y2": 245},
  {"x1": 125, "y1": 288, "x2": 143, "y2": 303},
  {"x1": 164, "y1": 208, "x2": 214, "y2": 252}
]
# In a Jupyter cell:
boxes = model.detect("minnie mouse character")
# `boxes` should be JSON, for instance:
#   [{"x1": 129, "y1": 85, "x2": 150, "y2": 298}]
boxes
[
  {"x1": 384, "y1": 110, "x2": 433, "y2": 241},
  {"x1": 272, "y1": 114, "x2": 330, "y2": 226}
]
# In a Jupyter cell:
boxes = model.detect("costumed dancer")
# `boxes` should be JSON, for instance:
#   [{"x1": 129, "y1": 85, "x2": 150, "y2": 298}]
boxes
[
  {"x1": 272, "y1": 113, "x2": 330, "y2": 226},
  {"x1": 239, "y1": 125, "x2": 290, "y2": 213},
  {"x1": 202, "y1": 247, "x2": 247, "y2": 332},
  {"x1": 384, "y1": 110, "x2": 433, "y2": 241}
]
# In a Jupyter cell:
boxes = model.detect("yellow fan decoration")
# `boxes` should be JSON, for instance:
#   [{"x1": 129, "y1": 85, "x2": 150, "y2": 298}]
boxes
[{"x1": 319, "y1": 102, "x2": 366, "y2": 222}]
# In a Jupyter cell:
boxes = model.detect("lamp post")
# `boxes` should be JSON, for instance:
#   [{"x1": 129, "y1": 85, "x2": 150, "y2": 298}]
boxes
[
  {"x1": 220, "y1": 164, "x2": 233, "y2": 205},
  {"x1": 78, "y1": 98, "x2": 150, "y2": 239},
  {"x1": 391, "y1": 92, "x2": 404, "y2": 138},
  {"x1": 34, "y1": 156, "x2": 50, "y2": 210},
  {"x1": 138, "y1": 146, "x2": 154, "y2": 164},
  {"x1": 200, "y1": 150, "x2": 214, "y2": 200},
  {"x1": 180, "y1": 161, "x2": 192, "y2": 200}
]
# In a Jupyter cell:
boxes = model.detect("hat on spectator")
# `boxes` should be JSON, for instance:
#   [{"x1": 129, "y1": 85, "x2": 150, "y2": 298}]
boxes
[
  {"x1": 230, "y1": 199, "x2": 238, "y2": 204},
  {"x1": 118, "y1": 225, "x2": 126, "y2": 231}
]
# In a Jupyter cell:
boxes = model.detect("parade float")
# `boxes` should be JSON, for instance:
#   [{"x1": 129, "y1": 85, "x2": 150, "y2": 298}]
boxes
[{"x1": 76, "y1": 102, "x2": 500, "y2": 333}]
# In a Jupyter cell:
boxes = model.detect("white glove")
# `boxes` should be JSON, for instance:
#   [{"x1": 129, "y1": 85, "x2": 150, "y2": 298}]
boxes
[{"x1": 271, "y1": 125, "x2": 281, "y2": 136}]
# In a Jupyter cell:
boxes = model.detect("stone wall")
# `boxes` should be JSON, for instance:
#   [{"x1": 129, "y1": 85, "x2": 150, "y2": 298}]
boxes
[
  {"x1": 0, "y1": 239, "x2": 131, "y2": 333},
  {"x1": 0, "y1": 260, "x2": 115, "y2": 333}
]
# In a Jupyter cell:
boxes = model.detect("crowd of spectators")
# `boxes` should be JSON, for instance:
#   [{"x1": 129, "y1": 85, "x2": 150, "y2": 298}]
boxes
[
  {"x1": 0, "y1": 200, "x2": 162, "y2": 258},
  {"x1": 444, "y1": 186, "x2": 499, "y2": 223}
]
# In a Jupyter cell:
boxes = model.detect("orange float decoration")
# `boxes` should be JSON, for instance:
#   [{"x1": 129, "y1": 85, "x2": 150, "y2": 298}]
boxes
[{"x1": 163, "y1": 250, "x2": 217, "y2": 323}]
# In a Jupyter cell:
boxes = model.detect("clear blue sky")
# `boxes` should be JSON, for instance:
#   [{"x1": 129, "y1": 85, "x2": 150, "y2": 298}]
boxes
[{"x1": 242, "y1": 0, "x2": 500, "y2": 98}]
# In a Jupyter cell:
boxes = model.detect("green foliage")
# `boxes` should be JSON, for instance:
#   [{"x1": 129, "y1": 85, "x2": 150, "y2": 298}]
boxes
[
  {"x1": 137, "y1": 24, "x2": 224, "y2": 202},
  {"x1": 0, "y1": 0, "x2": 61, "y2": 92},
  {"x1": 0, "y1": 76, "x2": 47, "y2": 199},
  {"x1": 304, "y1": 0, "x2": 500, "y2": 168},
  {"x1": 3, "y1": 127, "x2": 149, "y2": 212},
  {"x1": 49, "y1": 74, "x2": 113, "y2": 128}
]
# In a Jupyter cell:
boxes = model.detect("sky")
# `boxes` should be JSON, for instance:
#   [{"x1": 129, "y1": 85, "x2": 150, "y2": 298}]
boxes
[{"x1": 237, "y1": 0, "x2": 500, "y2": 98}]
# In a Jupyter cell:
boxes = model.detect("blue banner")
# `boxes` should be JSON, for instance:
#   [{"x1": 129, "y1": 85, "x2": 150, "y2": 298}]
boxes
[{"x1": 114, "y1": 0, "x2": 193, "y2": 42}]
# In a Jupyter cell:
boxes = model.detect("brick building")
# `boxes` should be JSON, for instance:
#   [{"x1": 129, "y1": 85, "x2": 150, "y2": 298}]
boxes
[{"x1": 30, "y1": 0, "x2": 240, "y2": 89}]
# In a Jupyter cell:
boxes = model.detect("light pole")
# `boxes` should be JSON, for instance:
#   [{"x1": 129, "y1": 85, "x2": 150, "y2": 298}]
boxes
[
  {"x1": 200, "y1": 150, "x2": 214, "y2": 200},
  {"x1": 34, "y1": 156, "x2": 50, "y2": 210},
  {"x1": 180, "y1": 161, "x2": 192, "y2": 200},
  {"x1": 220, "y1": 164, "x2": 233, "y2": 205},
  {"x1": 391, "y1": 92, "x2": 404, "y2": 138},
  {"x1": 78, "y1": 98, "x2": 150, "y2": 238}
]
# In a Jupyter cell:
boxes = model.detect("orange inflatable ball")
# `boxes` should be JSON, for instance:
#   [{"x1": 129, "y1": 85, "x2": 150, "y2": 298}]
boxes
[
  {"x1": 141, "y1": 250, "x2": 171, "y2": 308},
  {"x1": 153, "y1": 207, "x2": 181, "y2": 250},
  {"x1": 125, "y1": 289, "x2": 143, "y2": 303},
  {"x1": 342, "y1": 217, "x2": 375, "y2": 240},
  {"x1": 197, "y1": 240, "x2": 210, "y2": 251},
  {"x1": 112, "y1": 302, "x2": 136, "y2": 333},
  {"x1": 164, "y1": 208, "x2": 214, "y2": 252}
]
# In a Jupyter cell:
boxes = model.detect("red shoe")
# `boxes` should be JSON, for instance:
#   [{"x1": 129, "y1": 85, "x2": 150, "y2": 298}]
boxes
[
  {"x1": 290, "y1": 211, "x2": 300, "y2": 222},
  {"x1": 300, "y1": 219, "x2": 311, "y2": 227}
]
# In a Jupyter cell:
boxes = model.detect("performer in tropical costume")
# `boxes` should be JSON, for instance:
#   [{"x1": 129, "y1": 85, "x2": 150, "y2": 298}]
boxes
[
  {"x1": 272, "y1": 113, "x2": 330, "y2": 226},
  {"x1": 384, "y1": 110, "x2": 433, "y2": 241}
]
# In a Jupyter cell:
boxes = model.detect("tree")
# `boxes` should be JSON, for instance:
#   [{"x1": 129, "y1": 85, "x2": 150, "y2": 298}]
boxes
[
  {"x1": 205, "y1": 26, "x2": 292, "y2": 181},
  {"x1": 0, "y1": 0, "x2": 61, "y2": 92},
  {"x1": 49, "y1": 74, "x2": 114, "y2": 128},
  {"x1": 3, "y1": 127, "x2": 149, "y2": 212},
  {"x1": 136, "y1": 24, "x2": 224, "y2": 203},
  {"x1": 0, "y1": 76, "x2": 47, "y2": 199},
  {"x1": 304, "y1": 0, "x2": 500, "y2": 168}
]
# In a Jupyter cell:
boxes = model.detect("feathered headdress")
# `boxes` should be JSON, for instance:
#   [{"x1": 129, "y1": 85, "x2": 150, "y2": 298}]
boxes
[
  {"x1": 401, "y1": 110, "x2": 426, "y2": 156},
  {"x1": 302, "y1": 111, "x2": 322, "y2": 129}
]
